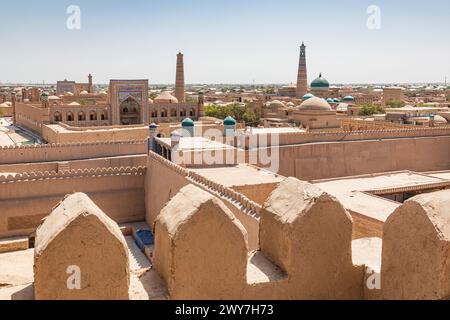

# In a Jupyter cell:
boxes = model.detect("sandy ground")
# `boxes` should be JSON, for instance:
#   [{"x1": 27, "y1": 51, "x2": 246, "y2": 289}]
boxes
[{"x1": 0, "y1": 236, "x2": 167, "y2": 300}]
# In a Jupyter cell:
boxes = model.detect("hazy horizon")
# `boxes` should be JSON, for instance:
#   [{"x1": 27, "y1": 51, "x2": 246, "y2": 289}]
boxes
[{"x1": 1, "y1": 0, "x2": 449, "y2": 84}]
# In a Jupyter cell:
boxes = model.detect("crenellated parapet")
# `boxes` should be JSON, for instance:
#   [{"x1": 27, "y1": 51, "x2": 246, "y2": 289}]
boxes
[
  {"x1": 0, "y1": 139, "x2": 147, "y2": 151},
  {"x1": 187, "y1": 171, "x2": 261, "y2": 219},
  {"x1": 243, "y1": 125, "x2": 450, "y2": 147},
  {"x1": 152, "y1": 180, "x2": 364, "y2": 299},
  {"x1": 148, "y1": 151, "x2": 189, "y2": 177},
  {"x1": 0, "y1": 139, "x2": 148, "y2": 165},
  {"x1": 0, "y1": 166, "x2": 146, "y2": 184}
]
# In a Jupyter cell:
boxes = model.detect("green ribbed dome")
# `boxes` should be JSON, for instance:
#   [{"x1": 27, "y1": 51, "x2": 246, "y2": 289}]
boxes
[
  {"x1": 40, "y1": 92, "x2": 49, "y2": 101},
  {"x1": 333, "y1": 98, "x2": 340, "y2": 103},
  {"x1": 181, "y1": 118, "x2": 194, "y2": 127},
  {"x1": 302, "y1": 93, "x2": 314, "y2": 100},
  {"x1": 223, "y1": 116, "x2": 236, "y2": 126},
  {"x1": 311, "y1": 73, "x2": 330, "y2": 88}
]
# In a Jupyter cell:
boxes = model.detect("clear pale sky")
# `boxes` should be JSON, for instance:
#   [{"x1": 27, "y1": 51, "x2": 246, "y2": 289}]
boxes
[{"x1": 1, "y1": 0, "x2": 449, "y2": 84}]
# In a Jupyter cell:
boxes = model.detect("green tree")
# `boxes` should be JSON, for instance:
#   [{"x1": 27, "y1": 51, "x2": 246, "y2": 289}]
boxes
[
  {"x1": 359, "y1": 104, "x2": 385, "y2": 116},
  {"x1": 185, "y1": 96, "x2": 195, "y2": 103},
  {"x1": 264, "y1": 87, "x2": 276, "y2": 94},
  {"x1": 385, "y1": 100, "x2": 405, "y2": 108},
  {"x1": 204, "y1": 103, "x2": 260, "y2": 127}
]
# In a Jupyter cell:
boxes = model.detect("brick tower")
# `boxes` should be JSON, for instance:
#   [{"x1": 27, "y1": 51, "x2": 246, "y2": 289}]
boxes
[
  {"x1": 175, "y1": 52, "x2": 185, "y2": 103},
  {"x1": 296, "y1": 42, "x2": 308, "y2": 98}
]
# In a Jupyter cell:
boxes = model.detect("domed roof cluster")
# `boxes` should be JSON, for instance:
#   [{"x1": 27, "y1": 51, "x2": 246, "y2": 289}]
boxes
[
  {"x1": 155, "y1": 91, "x2": 178, "y2": 103},
  {"x1": 311, "y1": 73, "x2": 330, "y2": 89},
  {"x1": 298, "y1": 96, "x2": 332, "y2": 111},
  {"x1": 268, "y1": 100, "x2": 285, "y2": 108}
]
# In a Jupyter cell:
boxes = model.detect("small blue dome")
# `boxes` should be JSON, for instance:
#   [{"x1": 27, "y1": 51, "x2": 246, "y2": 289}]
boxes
[
  {"x1": 302, "y1": 93, "x2": 314, "y2": 100},
  {"x1": 343, "y1": 96, "x2": 355, "y2": 102},
  {"x1": 333, "y1": 98, "x2": 340, "y2": 103},
  {"x1": 224, "y1": 116, "x2": 236, "y2": 126},
  {"x1": 326, "y1": 98, "x2": 334, "y2": 103},
  {"x1": 149, "y1": 122, "x2": 158, "y2": 129},
  {"x1": 181, "y1": 118, "x2": 194, "y2": 127}
]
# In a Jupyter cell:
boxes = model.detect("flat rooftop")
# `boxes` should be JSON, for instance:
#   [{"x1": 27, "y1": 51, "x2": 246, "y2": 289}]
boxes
[
  {"x1": 156, "y1": 136, "x2": 236, "y2": 152},
  {"x1": 0, "y1": 118, "x2": 38, "y2": 147},
  {"x1": 191, "y1": 164, "x2": 284, "y2": 187},
  {"x1": 241, "y1": 127, "x2": 306, "y2": 134},
  {"x1": 425, "y1": 170, "x2": 450, "y2": 180},
  {"x1": 45, "y1": 124, "x2": 146, "y2": 134},
  {"x1": 313, "y1": 171, "x2": 450, "y2": 222}
]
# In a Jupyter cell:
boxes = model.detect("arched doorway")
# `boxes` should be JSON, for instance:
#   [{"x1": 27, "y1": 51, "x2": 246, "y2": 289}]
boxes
[{"x1": 120, "y1": 96, "x2": 140, "y2": 125}]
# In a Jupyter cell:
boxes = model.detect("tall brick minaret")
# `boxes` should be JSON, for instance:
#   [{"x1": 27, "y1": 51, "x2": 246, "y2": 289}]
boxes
[
  {"x1": 296, "y1": 42, "x2": 308, "y2": 98},
  {"x1": 88, "y1": 73, "x2": 93, "y2": 93},
  {"x1": 175, "y1": 52, "x2": 185, "y2": 103}
]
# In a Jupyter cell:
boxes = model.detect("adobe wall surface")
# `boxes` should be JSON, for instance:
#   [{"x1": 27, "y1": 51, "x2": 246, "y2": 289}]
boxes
[
  {"x1": 0, "y1": 106, "x2": 13, "y2": 117},
  {"x1": 34, "y1": 193, "x2": 129, "y2": 300},
  {"x1": 0, "y1": 155, "x2": 147, "y2": 174},
  {"x1": 42, "y1": 124, "x2": 148, "y2": 144},
  {"x1": 145, "y1": 153, "x2": 189, "y2": 228},
  {"x1": 0, "y1": 140, "x2": 147, "y2": 165},
  {"x1": 350, "y1": 211, "x2": 383, "y2": 239},
  {"x1": 146, "y1": 153, "x2": 261, "y2": 250},
  {"x1": 153, "y1": 185, "x2": 248, "y2": 299},
  {"x1": 152, "y1": 179, "x2": 365, "y2": 300},
  {"x1": 15, "y1": 103, "x2": 49, "y2": 135},
  {"x1": 248, "y1": 126, "x2": 450, "y2": 147},
  {"x1": 232, "y1": 183, "x2": 279, "y2": 205},
  {"x1": 0, "y1": 167, "x2": 146, "y2": 238},
  {"x1": 259, "y1": 178, "x2": 363, "y2": 299},
  {"x1": 381, "y1": 189, "x2": 450, "y2": 300},
  {"x1": 252, "y1": 136, "x2": 450, "y2": 181}
]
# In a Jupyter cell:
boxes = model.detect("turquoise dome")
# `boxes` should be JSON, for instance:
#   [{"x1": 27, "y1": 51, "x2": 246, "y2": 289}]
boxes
[
  {"x1": 40, "y1": 92, "x2": 49, "y2": 101},
  {"x1": 181, "y1": 118, "x2": 194, "y2": 127},
  {"x1": 302, "y1": 93, "x2": 314, "y2": 100},
  {"x1": 326, "y1": 98, "x2": 334, "y2": 103},
  {"x1": 311, "y1": 73, "x2": 330, "y2": 88},
  {"x1": 223, "y1": 116, "x2": 236, "y2": 126},
  {"x1": 333, "y1": 98, "x2": 340, "y2": 103},
  {"x1": 343, "y1": 96, "x2": 355, "y2": 102}
]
